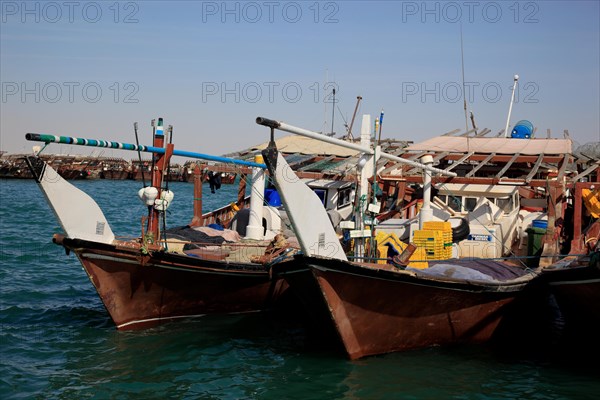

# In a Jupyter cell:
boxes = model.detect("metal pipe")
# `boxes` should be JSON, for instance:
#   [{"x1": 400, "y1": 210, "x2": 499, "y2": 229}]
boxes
[
  {"x1": 245, "y1": 154, "x2": 266, "y2": 240},
  {"x1": 25, "y1": 133, "x2": 266, "y2": 169},
  {"x1": 419, "y1": 154, "x2": 434, "y2": 229},
  {"x1": 255, "y1": 117, "x2": 457, "y2": 177}
]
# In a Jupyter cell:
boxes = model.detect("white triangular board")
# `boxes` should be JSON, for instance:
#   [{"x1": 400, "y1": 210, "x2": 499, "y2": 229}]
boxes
[
  {"x1": 32, "y1": 159, "x2": 115, "y2": 244},
  {"x1": 268, "y1": 151, "x2": 347, "y2": 261}
]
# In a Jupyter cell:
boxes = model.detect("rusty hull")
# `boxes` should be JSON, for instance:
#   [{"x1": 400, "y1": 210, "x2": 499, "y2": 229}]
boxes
[
  {"x1": 57, "y1": 236, "x2": 286, "y2": 330},
  {"x1": 275, "y1": 255, "x2": 533, "y2": 360}
]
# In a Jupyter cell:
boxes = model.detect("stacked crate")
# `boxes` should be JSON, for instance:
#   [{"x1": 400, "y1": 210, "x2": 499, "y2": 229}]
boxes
[{"x1": 413, "y1": 221, "x2": 453, "y2": 260}]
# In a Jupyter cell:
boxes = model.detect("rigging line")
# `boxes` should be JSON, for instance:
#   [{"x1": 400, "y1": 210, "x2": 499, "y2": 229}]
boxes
[
  {"x1": 460, "y1": 23, "x2": 469, "y2": 134},
  {"x1": 36, "y1": 142, "x2": 50, "y2": 155},
  {"x1": 336, "y1": 104, "x2": 349, "y2": 128}
]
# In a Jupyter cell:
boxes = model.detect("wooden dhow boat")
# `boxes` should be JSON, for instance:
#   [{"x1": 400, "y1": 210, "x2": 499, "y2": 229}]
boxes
[
  {"x1": 256, "y1": 116, "x2": 596, "y2": 359},
  {"x1": 24, "y1": 119, "x2": 296, "y2": 330}
]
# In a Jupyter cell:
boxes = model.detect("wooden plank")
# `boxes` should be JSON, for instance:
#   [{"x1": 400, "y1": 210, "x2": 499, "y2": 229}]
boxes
[
  {"x1": 475, "y1": 128, "x2": 491, "y2": 137},
  {"x1": 432, "y1": 151, "x2": 450, "y2": 162},
  {"x1": 407, "y1": 151, "x2": 426, "y2": 160},
  {"x1": 571, "y1": 161, "x2": 600, "y2": 182},
  {"x1": 495, "y1": 153, "x2": 520, "y2": 179},
  {"x1": 445, "y1": 151, "x2": 475, "y2": 172},
  {"x1": 556, "y1": 154, "x2": 570, "y2": 181},
  {"x1": 442, "y1": 128, "x2": 462, "y2": 136},
  {"x1": 525, "y1": 154, "x2": 544, "y2": 182},
  {"x1": 459, "y1": 128, "x2": 477, "y2": 137},
  {"x1": 466, "y1": 152, "x2": 495, "y2": 177},
  {"x1": 444, "y1": 154, "x2": 564, "y2": 163}
]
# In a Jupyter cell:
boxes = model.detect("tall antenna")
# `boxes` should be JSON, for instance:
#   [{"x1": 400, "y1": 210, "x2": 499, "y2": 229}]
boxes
[
  {"x1": 323, "y1": 68, "x2": 328, "y2": 134},
  {"x1": 460, "y1": 23, "x2": 469, "y2": 133},
  {"x1": 330, "y1": 88, "x2": 336, "y2": 136}
]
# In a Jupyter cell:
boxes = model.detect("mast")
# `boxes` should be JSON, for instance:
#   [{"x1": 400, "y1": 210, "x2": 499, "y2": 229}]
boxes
[
  {"x1": 346, "y1": 96, "x2": 362, "y2": 140},
  {"x1": 148, "y1": 118, "x2": 169, "y2": 239},
  {"x1": 460, "y1": 24, "x2": 469, "y2": 133},
  {"x1": 504, "y1": 74, "x2": 519, "y2": 137}
]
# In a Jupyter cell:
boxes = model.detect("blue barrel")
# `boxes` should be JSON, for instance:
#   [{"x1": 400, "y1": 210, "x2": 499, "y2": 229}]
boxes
[
  {"x1": 532, "y1": 219, "x2": 548, "y2": 229},
  {"x1": 511, "y1": 120, "x2": 534, "y2": 139},
  {"x1": 264, "y1": 188, "x2": 281, "y2": 206}
]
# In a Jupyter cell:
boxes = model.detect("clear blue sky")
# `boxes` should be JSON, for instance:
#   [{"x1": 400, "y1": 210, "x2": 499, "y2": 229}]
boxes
[{"x1": 1, "y1": 1, "x2": 599, "y2": 160}]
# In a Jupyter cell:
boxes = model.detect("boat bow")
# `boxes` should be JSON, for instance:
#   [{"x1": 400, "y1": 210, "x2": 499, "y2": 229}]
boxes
[{"x1": 25, "y1": 156, "x2": 115, "y2": 244}]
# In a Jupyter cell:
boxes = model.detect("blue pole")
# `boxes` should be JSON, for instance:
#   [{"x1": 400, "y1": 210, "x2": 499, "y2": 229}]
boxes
[{"x1": 25, "y1": 133, "x2": 266, "y2": 169}]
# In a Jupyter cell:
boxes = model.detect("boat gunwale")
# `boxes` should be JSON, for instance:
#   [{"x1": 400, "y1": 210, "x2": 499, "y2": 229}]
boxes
[
  {"x1": 56, "y1": 235, "x2": 272, "y2": 276},
  {"x1": 274, "y1": 254, "x2": 543, "y2": 292}
]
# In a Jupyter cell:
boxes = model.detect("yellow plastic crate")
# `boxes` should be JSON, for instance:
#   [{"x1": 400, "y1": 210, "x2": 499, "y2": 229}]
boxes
[
  {"x1": 413, "y1": 229, "x2": 451, "y2": 260},
  {"x1": 422, "y1": 221, "x2": 453, "y2": 259}
]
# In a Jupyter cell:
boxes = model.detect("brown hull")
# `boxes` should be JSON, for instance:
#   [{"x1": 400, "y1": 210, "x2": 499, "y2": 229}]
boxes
[
  {"x1": 99, "y1": 170, "x2": 130, "y2": 180},
  {"x1": 59, "y1": 237, "x2": 286, "y2": 330},
  {"x1": 543, "y1": 256, "x2": 600, "y2": 339},
  {"x1": 276, "y1": 256, "x2": 534, "y2": 359}
]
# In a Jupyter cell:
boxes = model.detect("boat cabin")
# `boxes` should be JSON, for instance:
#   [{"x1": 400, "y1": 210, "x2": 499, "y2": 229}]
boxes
[{"x1": 433, "y1": 183, "x2": 520, "y2": 216}]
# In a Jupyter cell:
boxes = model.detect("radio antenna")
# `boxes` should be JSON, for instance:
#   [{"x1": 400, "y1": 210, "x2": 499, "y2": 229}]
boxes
[{"x1": 460, "y1": 23, "x2": 469, "y2": 133}]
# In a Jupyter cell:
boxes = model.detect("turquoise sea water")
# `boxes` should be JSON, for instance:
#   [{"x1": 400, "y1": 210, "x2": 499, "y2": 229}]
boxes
[{"x1": 1, "y1": 178, "x2": 599, "y2": 400}]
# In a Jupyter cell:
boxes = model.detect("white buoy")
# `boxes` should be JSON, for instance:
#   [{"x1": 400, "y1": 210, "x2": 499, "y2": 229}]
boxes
[
  {"x1": 143, "y1": 186, "x2": 158, "y2": 206},
  {"x1": 154, "y1": 189, "x2": 174, "y2": 211},
  {"x1": 138, "y1": 188, "x2": 146, "y2": 204}
]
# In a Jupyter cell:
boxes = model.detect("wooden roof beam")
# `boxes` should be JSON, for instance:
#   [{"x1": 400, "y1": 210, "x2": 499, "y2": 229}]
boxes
[
  {"x1": 556, "y1": 154, "x2": 571, "y2": 181},
  {"x1": 445, "y1": 151, "x2": 475, "y2": 172},
  {"x1": 571, "y1": 161, "x2": 600, "y2": 182},
  {"x1": 525, "y1": 153, "x2": 545, "y2": 183},
  {"x1": 459, "y1": 128, "x2": 478, "y2": 137},
  {"x1": 466, "y1": 152, "x2": 496, "y2": 177},
  {"x1": 475, "y1": 128, "x2": 491, "y2": 137},
  {"x1": 442, "y1": 128, "x2": 462, "y2": 136},
  {"x1": 495, "y1": 153, "x2": 520, "y2": 179}
]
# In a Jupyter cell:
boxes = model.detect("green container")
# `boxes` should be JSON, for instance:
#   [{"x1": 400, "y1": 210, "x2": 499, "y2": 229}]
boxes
[{"x1": 526, "y1": 227, "x2": 547, "y2": 268}]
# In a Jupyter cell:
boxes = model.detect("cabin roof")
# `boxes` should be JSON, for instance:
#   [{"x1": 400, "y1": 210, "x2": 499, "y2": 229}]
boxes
[
  {"x1": 251, "y1": 134, "x2": 359, "y2": 157},
  {"x1": 379, "y1": 128, "x2": 597, "y2": 185},
  {"x1": 405, "y1": 136, "x2": 572, "y2": 155},
  {"x1": 436, "y1": 183, "x2": 518, "y2": 195}
]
